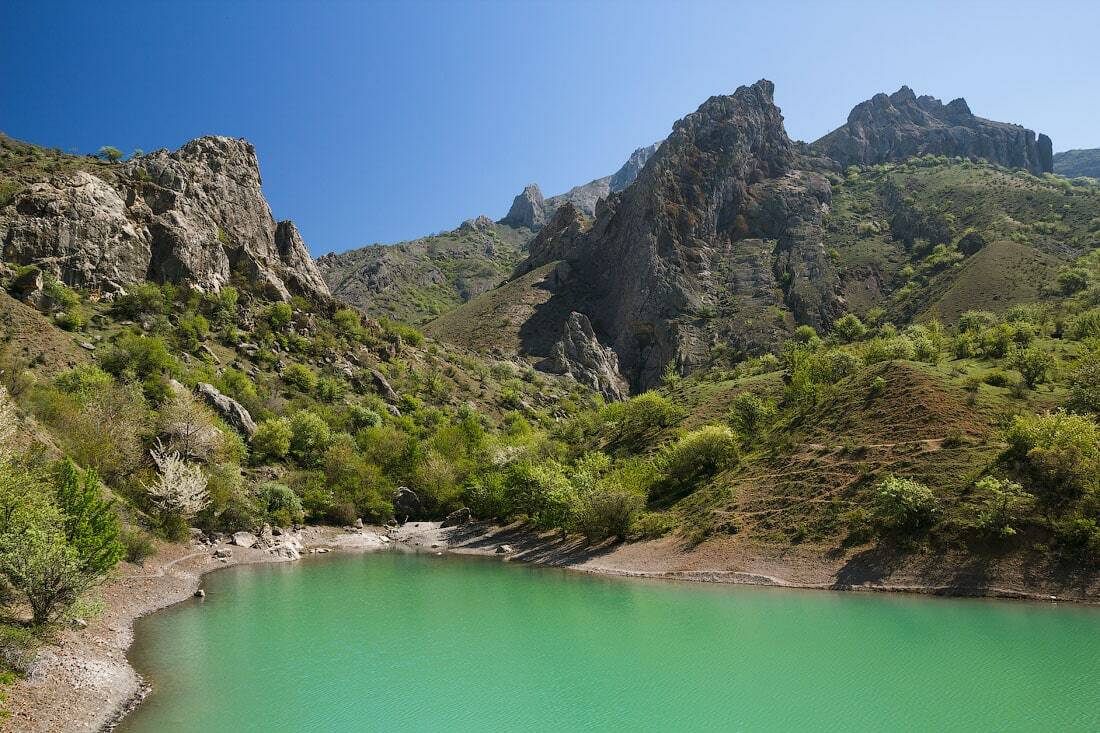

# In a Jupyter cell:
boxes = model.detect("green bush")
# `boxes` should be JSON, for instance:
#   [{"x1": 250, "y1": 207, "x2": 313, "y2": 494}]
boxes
[
  {"x1": 266, "y1": 302, "x2": 293, "y2": 329},
  {"x1": 1068, "y1": 353, "x2": 1100, "y2": 414},
  {"x1": 575, "y1": 487, "x2": 644, "y2": 542},
  {"x1": 727, "y1": 393, "x2": 777, "y2": 436},
  {"x1": 1009, "y1": 346, "x2": 1054, "y2": 388},
  {"x1": 252, "y1": 417, "x2": 293, "y2": 463},
  {"x1": 111, "y1": 283, "x2": 170, "y2": 319},
  {"x1": 972, "y1": 476, "x2": 1033, "y2": 538},
  {"x1": 656, "y1": 426, "x2": 738, "y2": 503},
  {"x1": 259, "y1": 482, "x2": 304, "y2": 527},
  {"x1": 602, "y1": 392, "x2": 681, "y2": 449},
  {"x1": 1004, "y1": 411, "x2": 1100, "y2": 501},
  {"x1": 289, "y1": 411, "x2": 331, "y2": 467},
  {"x1": 120, "y1": 527, "x2": 156, "y2": 566},
  {"x1": 99, "y1": 333, "x2": 175, "y2": 380},
  {"x1": 832, "y1": 314, "x2": 866, "y2": 343},
  {"x1": 282, "y1": 363, "x2": 317, "y2": 393},
  {"x1": 872, "y1": 476, "x2": 937, "y2": 532}
]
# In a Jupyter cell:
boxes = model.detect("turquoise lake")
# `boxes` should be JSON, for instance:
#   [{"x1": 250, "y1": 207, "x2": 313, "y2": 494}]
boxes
[{"x1": 118, "y1": 551, "x2": 1100, "y2": 732}]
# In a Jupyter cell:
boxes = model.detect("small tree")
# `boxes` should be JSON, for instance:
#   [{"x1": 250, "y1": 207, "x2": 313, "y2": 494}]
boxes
[
  {"x1": 53, "y1": 459, "x2": 124, "y2": 577},
  {"x1": 146, "y1": 441, "x2": 209, "y2": 536},
  {"x1": 872, "y1": 476, "x2": 936, "y2": 533},
  {"x1": 1010, "y1": 346, "x2": 1054, "y2": 388},
  {"x1": 252, "y1": 417, "x2": 293, "y2": 463},
  {"x1": 832, "y1": 314, "x2": 867, "y2": 343},
  {"x1": 973, "y1": 476, "x2": 1033, "y2": 538},
  {"x1": 727, "y1": 393, "x2": 777, "y2": 437},
  {"x1": 98, "y1": 146, "x2": 123, "y2": 162}
]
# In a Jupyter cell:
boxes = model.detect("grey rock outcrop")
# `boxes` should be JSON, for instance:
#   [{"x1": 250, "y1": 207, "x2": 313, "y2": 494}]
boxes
[
  {"x1": 543, "y1": 312, "x2": 628, "y2": 401},
  {"x1": 0, "y1": 136, "x2": 330, "y2": 301},
  {"x1": 393, "y1": 487, "x2": 421, "y2": 519},
  {"x1": 608, "y1": 142, "x2": 661, "y2": 192},
  {"x1": 813, "y1": 87, "x2": 1053, "y2": 174},
  {"x1": 231, "y1": 531, "x2": 258, "y2": 548},
  {"x1": 513, "y1": 203, "x2": 590, "y2": 277},
  {"x1": 501, "y1": 184, "x2": 547, "y2": 229},
  {"x1": 196, "y1": 382, "x2": 257, "y2": 439},
  {"x1": 441, "y1": 507, "x2": 472, "y2": 528}
]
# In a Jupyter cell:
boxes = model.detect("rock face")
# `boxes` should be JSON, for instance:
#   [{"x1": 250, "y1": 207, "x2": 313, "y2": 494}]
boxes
[
  {"x1": 392, "y1": 487, "x2": 421, "y2": 519},
  {"x1": 196, "y1": 382, "x2": 257, "y2": 439},
  {"x1": 501, "y1": 184, "x2": 547, "y2": 229},
  {"x1": 543, "y1": 312, "x2": 628, "y2": 401},
  {"x1": 608, "y1": 142, "x2": 661, "y2": 192},
  {"x1": 0, "y1": 136, "x2": 330, "y2": 301},
  {"x1": 1054, "y1": 148, "x2": 1100, "y2": 178},
  {"x1": 441, "y1": 507, "x2": 471, "y2": 528},
  {"x1": 813, "y1": 87, "x2": 1053, "y2": 174},
  {"x1": 509, "y1": 80, "x2": 839, "y2": 391},
  {"x1": 513, "y1": 203, "x2": 590, "y2": 277}
]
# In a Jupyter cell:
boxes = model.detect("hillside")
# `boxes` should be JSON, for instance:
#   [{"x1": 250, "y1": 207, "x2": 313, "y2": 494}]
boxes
[
  {"x1": 316, "y1": 217, "x2": 532, "y2": 324},
  {"x1": 1055, "y1": 148, "x2": 1100, "y2": 178}
]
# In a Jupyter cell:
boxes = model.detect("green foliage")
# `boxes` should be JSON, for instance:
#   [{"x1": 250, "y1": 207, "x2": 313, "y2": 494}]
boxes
[
  {"x1": 259, "y1": 482, "x2": 304, "y2": 527},
  {"x1": 100, "y1": 333, "x2": 175, "y2": 380},
  {"x1": 1068, "y1": 353, "x2": 1100, "y2": 414},
  {"x1": 175, "y1": 312, "x2": 210, "y2": 351},
  {"x1": 282, "y1": 363, "x2": 317, "y2": 393},
  {"x1": 832, "y1": 314, "x2": 866, "y2": 343},
  {"x1": 52, "y1": 459, "x2": 123, "y2": 577},
  {"x1": 111, "y1": 282, "x2": 170, "y2": 319},
  {"x1": 98, "y1": 145, "x2": 123, "y2": 162},
  {"x1": 266, "y1": 302, "x2": 293, "y2": 329},
  {"x1": 120, "y1": 527, "x2": 155, "y2": 566},
  {"x1": 872, "y1": 476, "x2": 936, "y2": 533},
  {"x1": 972, "y1": 476, "x2": 1033, "y2": 538},
  {"x1": 252, "y1": 417, "x2": 293, "y2": 463},
  {"x1": 602, "y1": 392, "x2": 681, "y2": 450},
  {"x1": 1009, "y1": 346, "x2": 1054, "y2": 388},
  {"x1": 289, "y1": 411, "x2": 331, "y2": 467},
  {"x1": 658, "y1": 426, "x2": 739, "y2": 499},
  {"x1": 575, "y1": 487, "x2": 644, "y2": 542},
  {"x1": 727, "y1": 393, "x2": 777, "y2": 437},
  {"x1": 1004, "y1": 411, "x2": 1100, "y2": 501},
  {"x1": 1058, "y1": 267, "x2": 1091, "y2": 295}
]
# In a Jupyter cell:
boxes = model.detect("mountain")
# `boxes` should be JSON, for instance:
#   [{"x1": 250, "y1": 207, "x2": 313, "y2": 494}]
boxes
[
  {"x1": 428, "y1": 80, "x2": 1098, "y2": 395},
  {"x1": 812, "y1": 86, "x2": 1053, "y2": 174},
  {"x1": 316, "y1": 216, "x2": 532, "y2": 324},
  {"x1": 0, "y1": 134, "x2": 329, "y2": 302},
  {"x1": 500, "y1": 143, "x2": 660, "y2": 228},
  {"x1": 1054, "y1": 148, "x2": 1100, "y2": 178}
]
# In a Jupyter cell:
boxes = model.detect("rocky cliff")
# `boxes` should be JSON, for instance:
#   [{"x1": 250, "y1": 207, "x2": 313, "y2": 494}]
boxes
[
  {"x1": 508, "y1": 80, "x2": 840, "y2": 391},
  {"x1": 0, "y1": 135, "x2": 330, "y2": 301},
  {"x1": 813, "y1": 87, "x2": 1053, "y2": 174}
]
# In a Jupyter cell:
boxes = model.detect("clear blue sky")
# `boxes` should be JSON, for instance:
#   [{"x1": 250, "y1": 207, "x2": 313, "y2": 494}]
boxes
[{"x1": 2, "y1": 0, "x2": 1097, "y2": 255}]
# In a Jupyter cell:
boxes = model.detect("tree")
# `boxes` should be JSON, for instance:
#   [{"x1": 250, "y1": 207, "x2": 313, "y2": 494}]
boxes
[
  {"x1": 158, "y1": 392, "x2": 222, "y2": 462},
  {"x1": 289, "y1": 411, "x2": 331, "y2": 467},
  {"x1": 727, "y1": 393, "x2": 777, "y2": 437},
  {"x1": 98, "y1": 146, "x2": 123, "y2": 162},
  {"x1": 972, "y1": 476, "x2": 1033, "y2": 538},
  {"x1": 252, "y1": 417, "x2": 293, "y2": 462},
  {"x1": 0, "y1": 387, "x2": 18, "y2": 458},
  {"x1": 145, "y1": 441, "x2": 210, "y2": 534},
  {"x1": 53, "y1": 459, "x2": 124, "y2": 577},
  {"x1": 872, "y1": 476, "x2": 936, "y2": 532},
  {"x1": 266, "y1": 302, "x2": 293, "y2": 329},
  {"x1": 1068, "y1": 353, "x2": 1100, "y2": 414},
  {"x1": 1010, "y1": 346, "x2": 1054, "y2": 388}
]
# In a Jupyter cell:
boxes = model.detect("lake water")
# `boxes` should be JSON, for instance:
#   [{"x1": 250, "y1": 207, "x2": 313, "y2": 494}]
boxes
[{"x1": 118, "y1": 551, "x2": 1100, "y2": 732}]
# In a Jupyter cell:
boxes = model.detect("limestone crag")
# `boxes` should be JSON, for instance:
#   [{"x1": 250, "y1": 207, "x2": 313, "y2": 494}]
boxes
[
  {"x1": 501, "y1": 184, "x2": 547, "y2": 229},
  {"x1": 813, "y1": 87, "x2": 1053, "y2": 174},
  {"x1": 0, "y1": 136, "x2": 330, "y2": 301},
  {"x1": 542, "y1": 312, "x2": 628, "y2": 401}
]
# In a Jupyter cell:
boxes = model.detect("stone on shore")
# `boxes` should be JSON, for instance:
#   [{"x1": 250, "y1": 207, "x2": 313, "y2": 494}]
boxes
[{"x1": 231, "y1": 531, "x2": 257, "y2": 548}]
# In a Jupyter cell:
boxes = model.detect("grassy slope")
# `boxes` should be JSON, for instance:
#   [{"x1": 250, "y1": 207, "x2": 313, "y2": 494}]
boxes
[{"x1": 317, "y1": 222, "x2": 533, "y2": 325}]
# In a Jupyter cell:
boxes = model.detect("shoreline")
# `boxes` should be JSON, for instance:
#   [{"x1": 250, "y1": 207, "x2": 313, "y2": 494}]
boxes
[{"x1": 5, "y1": 521, "x2": 1099, "y2": 732}]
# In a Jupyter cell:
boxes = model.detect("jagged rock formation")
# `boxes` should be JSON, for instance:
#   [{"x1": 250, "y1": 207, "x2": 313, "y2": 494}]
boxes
[
  {"x1": 513, "y1": 203, "x2": 590, "y2": 277},
  {"x1": 501, "y1": 184, "x2": 547, "y2": 229},
  {"x1": 813, "y1": 87, "x2": 1052, "y2": 174},
  {"x1": 500, "y1": 143, "x2": 660, "y2": 229},
  {"x1": 1054, "y1": 148, "x2": 1100, "y2": 178},
  {"x1": 505, "y1": 80, "x2": 840, "y2": 391},
  {"x1": 542, "y1": 312, "x2": 628, "y2": 401},
  {"x1": 0, "y1": 136, "x2": 329, "y2": 301}
]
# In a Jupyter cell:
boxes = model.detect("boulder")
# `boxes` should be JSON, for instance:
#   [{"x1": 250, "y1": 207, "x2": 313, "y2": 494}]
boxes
[
  {"x1": 370, "y1": 369, "x2": 399, "y2": 402},
  {"x1": 213, "y1": 547, "x2": 233, "y2": 559},
  {"x1": 196, "y1": 382, "x2": 257, "y2": 439},
  {"x1": 231, "y1": 531, "x2": 257, "y2": 548},
  {"x1": 441, "y1": 507, "x2": 472, "y2": 528},
  {"x1": 392, "y1": 486, "x2": 422, "y2": 519},
  {"x1": 10, "y1": 266, "x2": 43, "y2": 301},
  {"x1": 495, "y1": 544, "x2": 514, "y2": 554}
]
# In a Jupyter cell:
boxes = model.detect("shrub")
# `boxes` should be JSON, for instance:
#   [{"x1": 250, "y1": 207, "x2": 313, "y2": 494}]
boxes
[
  {"x1": 868, "y1": 375, "x2": 887, "y2": 397},
  {"x1": 793, "y1": 325, "x2": 819, "y2": 344},
  {"x1": 259, "y1": 482, "x2": 304, "y2": 527},
  {"x1": 120, "y1": 527, "x2": 156, "y2": 566},
  {"x1": 657, "y1": 426, "x2": 739, "y2": 502},
  {"x1": 1058, "y1": 267, "x2": 1091, "y2": 295},
  {"x1": 603, "y1": 392, "x2": 680, "y2": 449},
  {"x1": 1054, "y1": 517, "x2": 1100, "y2": 563},
  {"x1": 175, "y1": 312, "x2": 210, "y2": 351},
  {"x1": 252, "y1": 417, "x2": 293, "y2": 463},
  {"x1": 111, "y1": 283, "x2": 170, "y2": 319},
  {"x1": 972, "y1": 476, "x2": 1033, "y2": 538},
  {"x1": 266, "y1": 302, "x2": 293, "y2": 329},
  {"x1": 1004, "y1": 411, "x2": 1100, "y2": 501},
  {"x1": 574, "y1": 487, "x2": 644, "y2": 542},
  {"x1": 872, "y1": 476, "x2": 936, "y2": 532},
  {"x1": 1068, "y1": 353, "x2": 1100, "y2": 414},
  {"x1": 99, "y1": 333, "x2": 175, "y2": 380},
  {"x1": 98, "y1": 146, "x2": 123, "y2": 162},
  {"x1": 1068, "y1": 309, "x2": 1100, "y2": 340},
  {"x1": 727, "y1": 393, "x2": 777, "y2": 436},
  {"x1": 52, "y1": 459, "x2": 123, "y2": 577},
  {"x1": 282, "y1": 363, "x2": 317, "y2": 393},
  {"x1": 832, "y1": 314, "x2": 866, "y2": 343},
  {"x1": 349, "y1": 405, "x2": 382, "y2": 429},
  {"x1": 1009, "y1": 346, "x2": 1054, "y2": 388},
  {"x1": 289, "y1": 411, "x2": 331, "y2": 467}
]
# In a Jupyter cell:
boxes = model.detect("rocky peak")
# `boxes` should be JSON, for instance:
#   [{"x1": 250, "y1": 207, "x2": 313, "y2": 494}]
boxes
[
  {"x1": 0, "y1": 135, "x2": 330, "y2": 301},
  {"x1": 609, "y1": 142, "x2": 661, "y2": 193},
  {"x1": 815, "y1": 86, "x2": 1053, "y2": 174},
  {"x1": 542, "y1": 312, "x2": 628, "y2": 401},
  {"x1": 500, "y1": 184, "x2": 546, "y2": 229}
]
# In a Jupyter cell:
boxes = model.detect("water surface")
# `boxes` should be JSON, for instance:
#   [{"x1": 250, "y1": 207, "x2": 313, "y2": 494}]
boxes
[{"x1": 119, "y1": 552, "x2": 1100, "y2": 732}]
